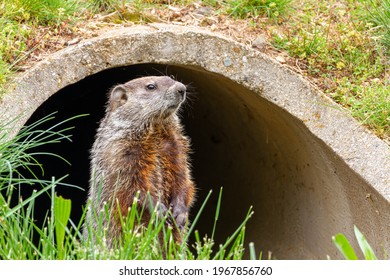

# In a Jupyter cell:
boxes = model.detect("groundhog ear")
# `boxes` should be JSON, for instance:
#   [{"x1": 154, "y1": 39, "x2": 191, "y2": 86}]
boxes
[{"x1": 110, "y1": 85, "x2": 128, "y2": 110}]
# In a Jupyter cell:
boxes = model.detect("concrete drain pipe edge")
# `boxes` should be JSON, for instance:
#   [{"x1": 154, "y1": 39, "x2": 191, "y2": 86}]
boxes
[{"x1": 1, "y1": 24, "x2": 389, "y2": 259}]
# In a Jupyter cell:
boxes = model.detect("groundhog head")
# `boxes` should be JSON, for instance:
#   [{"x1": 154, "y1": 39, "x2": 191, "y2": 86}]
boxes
[{"x1": 107, "y1": 76, "x2": 186, "y2": 121}]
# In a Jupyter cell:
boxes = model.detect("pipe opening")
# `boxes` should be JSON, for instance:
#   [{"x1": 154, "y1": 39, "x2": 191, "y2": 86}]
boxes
[{"x1": 19, "y1": 63, "x2": 388, "y2": 259}]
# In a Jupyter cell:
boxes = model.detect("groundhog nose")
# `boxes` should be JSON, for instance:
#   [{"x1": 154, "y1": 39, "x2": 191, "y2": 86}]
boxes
[
  {"x1": 176, "y1": 84, "x2": 186, "y2": 99},
  {"x1": 178, "y1": 89, "x2": 186, "y2": 98}
]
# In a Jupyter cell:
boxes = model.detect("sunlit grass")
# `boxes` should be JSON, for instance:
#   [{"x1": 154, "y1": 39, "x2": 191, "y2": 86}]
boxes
[
  {"x1": 332, "y1": 225, "x2": 379, "y2": 260},
  {"x1": 369, "y1": 0, "x2": 390, "y2": 54},
  {"x1": 226, "y1": 0, "x2": 293, "y2": 19}
]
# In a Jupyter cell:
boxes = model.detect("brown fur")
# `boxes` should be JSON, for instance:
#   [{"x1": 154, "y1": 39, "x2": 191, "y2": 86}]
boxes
[{"x1": 84, "y1": 76, "x2": 195, "y2": 245}]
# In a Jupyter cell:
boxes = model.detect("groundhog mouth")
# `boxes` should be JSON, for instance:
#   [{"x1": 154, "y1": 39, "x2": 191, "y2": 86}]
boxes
[
  {"x1": 167, "y1": 104, "x2": 180, "y2": 113},
  {"x1": 158, "y1": 103, "x2": 180, "y2": 117}
]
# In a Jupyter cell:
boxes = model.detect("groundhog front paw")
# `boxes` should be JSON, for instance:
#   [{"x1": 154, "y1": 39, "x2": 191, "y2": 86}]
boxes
[
  {"x1": 171, "y1": 204, "x2": 188, "y2": 229},
  {"x1": 155, "y1": 201, "x2": 168, "y2": 218}
]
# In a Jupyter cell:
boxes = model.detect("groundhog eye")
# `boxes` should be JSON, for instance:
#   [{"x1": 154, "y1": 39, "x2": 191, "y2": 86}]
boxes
[{"x1": 146, "y1": 84, "x2": 156, "y2": 90}]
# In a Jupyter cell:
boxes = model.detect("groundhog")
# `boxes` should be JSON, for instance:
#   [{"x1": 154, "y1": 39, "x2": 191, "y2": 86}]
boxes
[{"x1": 84, "y1": 76, "x2": 195, "y2": 246}]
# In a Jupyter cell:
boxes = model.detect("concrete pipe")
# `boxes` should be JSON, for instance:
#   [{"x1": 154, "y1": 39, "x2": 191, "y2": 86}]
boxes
[{"x1": 1, "y1": 24, "x2": 389, "y2": 259}]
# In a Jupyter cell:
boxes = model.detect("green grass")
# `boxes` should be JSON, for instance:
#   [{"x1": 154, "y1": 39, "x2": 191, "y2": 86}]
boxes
[
  {"x1": 270, "y1": 0, "x2": 389, "y2": 140},
  {"x1": 0, "y1": 113, "x2": 81, "y2": 259},
  {"x1": 369, "y1": 0, "x2": 390, "y2": 54},
  {"x1": 0, "y1": 0, "x2": 89, "y2": 92},
  {"x1": 227, "y1": 0, "x2": 293, "y2": 19},
  {"x1": 89, "y1": 0, "x2": 121, "y2": 12},
  {"x1": 332, "y1": 225, "x2": 379, "y2": 260},
  {"x1": 339, "y1": 82, "x2": 389, "y2": 136},
  {"x1": 81, "y1": 189, "x2": 254, "y2": 260},
  {"x1": 0, "y1": 115, "x2": 255, "y2": 260},
  {"x1": 2, "y1": 0, "x2": 83, "y2": 25}
]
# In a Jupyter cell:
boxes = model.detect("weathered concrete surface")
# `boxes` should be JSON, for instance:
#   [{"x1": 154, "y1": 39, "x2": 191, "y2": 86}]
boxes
[{"x1": 1, "y1": 24, "x2": 389, "y2": 259}]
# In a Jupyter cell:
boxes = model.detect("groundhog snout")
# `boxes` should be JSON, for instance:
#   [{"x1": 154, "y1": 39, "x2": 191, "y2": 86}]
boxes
[
  {"x1": 172, "y1": 83, "x2": 186, "y2": 100},
  {"x1": 178, "y1": 88, "x2": 186, "y2": 99}
]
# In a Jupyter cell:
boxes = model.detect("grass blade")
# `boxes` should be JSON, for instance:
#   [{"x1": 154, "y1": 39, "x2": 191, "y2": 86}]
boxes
[
  {"x1": 332, "y1": 233, "x2": 358, "y2": 260},
  {"x1": 181, "y1": 189, "x2": 213, "y2": 247},
  {"x1": 354, "y1": 225, "x2": 377, "y2": 260},
  {"x1": 249, "y1": 242, "x2": 256, "y2": 260},
  {"x1": 54, "y1": 195, "x2": 72, "y2": 259},
  {"x1": 212, "y1": 206, "x2": 254, "y2": 260},
  {"x1": 211, "y1": 187, "x2": 223, "y2": 241}
]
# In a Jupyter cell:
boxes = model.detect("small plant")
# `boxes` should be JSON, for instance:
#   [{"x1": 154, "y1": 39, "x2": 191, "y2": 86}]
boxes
[
  {"x1": 227, "y1": 0, "x2": 293, "y2": 19},
  {"x1": 89, "y1": 0, "x2": 122, "y2": 13},
  {"x1": 1, "y1": 0, "x2": 86, "y2": 26},
  {"x1": 53, "y1": 195, "x2": 72, "y2": 259},
  {"x1": 332, "y1": 225, "x2": 378, "y2": 260},
  {"x1": 368, "y1": 0, "x2": 390, "y2": 54},
  {"x1": 0, "y1": 113, "x2": 82, "y2": 259}
]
